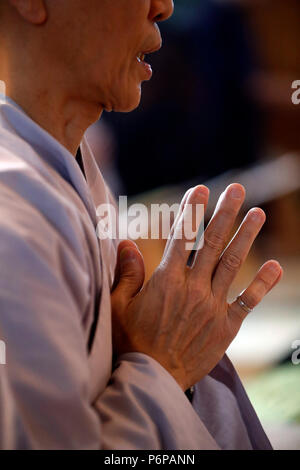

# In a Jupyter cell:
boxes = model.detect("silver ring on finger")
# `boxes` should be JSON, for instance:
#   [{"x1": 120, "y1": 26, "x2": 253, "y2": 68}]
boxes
[{"x1": 236, "y1": 295, "x2": 253, "y2": 314}]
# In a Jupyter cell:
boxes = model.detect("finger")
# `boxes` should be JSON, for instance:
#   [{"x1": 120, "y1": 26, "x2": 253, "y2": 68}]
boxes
[
  {"x1": 163, "y1": 185, "x2": 209, "y2": 268},
  {"x1": 228, "y1": 260, "x2": 283, "y2": 322},
  {"x1": 212, "y1": 207, "x2": 266, "y2": 297},
  {"x1": 112, "y1": 239, "x2": 144, "y2": 292},
  {"x1": 164, "y1": 186, "x2": 195, "y2": 254},
  {"x1": 193, "y1": 183, "x2": 245, "y2": 278}
]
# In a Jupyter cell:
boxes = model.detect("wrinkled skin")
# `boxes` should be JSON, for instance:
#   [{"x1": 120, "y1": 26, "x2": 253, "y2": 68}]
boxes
[
  {"x1": 0, "y1": 0, "x2": 173, "y2": 153},
  {"x1": 111, "y1": 184, "x2": 283, "y2": 391}
]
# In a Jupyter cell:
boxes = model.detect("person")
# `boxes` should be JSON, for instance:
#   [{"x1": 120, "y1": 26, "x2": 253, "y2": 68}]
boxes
[{"x1": 0, "y1": 0, "x2": 282, "y2": 450}]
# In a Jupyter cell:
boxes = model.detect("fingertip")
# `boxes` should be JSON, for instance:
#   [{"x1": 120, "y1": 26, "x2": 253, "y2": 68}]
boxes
[
  {"x1": 265, "y1": 259, "x2": 282, "y2": 277},
  {"x1": 248, "y1": 207, "x2": 266, "y2": 223},
  {"x1": 277, "y1": 267, "x2": 284, "y2": 282},
  {"x1": 120, "y1": 246, "x2": 137, "y2": 263},
  {"x1": 268, "y1": 261, "x2": 283, "y2": 290},
  {"x1": 118, "y1": 240, "x2": 143, "y2": 266},
  {"x1": 118, "y1": 239, "x2": 140, "y2": 254},
  {"x1": 194, "y1": 184, "x2": 210, "y2": 199},
  {"x1": 117, "y1": 240, "x2": 127, "y2": 253},
  {"x1": 227, "y1": 183, "x2": 246, "y2": 200}
]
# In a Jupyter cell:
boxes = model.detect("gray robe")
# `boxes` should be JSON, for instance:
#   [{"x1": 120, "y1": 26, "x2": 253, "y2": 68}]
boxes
[{"x1": 0, "y1": 94, "x2": 272, "y2": 450}]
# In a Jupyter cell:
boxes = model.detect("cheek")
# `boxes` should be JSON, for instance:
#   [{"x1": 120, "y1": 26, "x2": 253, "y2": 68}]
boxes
[
  {"x1": 114, "y1": 56, "x2": 140, "y2": 92},
  {"x1": 111, "y1": 68, "x2": 142, "y2": 112},
  {"x1": 105, "y1": 52, "x2": 136, "y2": 86},
  {"x1": 90, "y1": 49, "x2": 143, "y2": 111}
]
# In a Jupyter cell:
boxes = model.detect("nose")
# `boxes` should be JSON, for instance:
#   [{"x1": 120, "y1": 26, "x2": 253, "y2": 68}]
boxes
[{"x1": 148, "y1": 0, "x2": 174, "y2": 23}]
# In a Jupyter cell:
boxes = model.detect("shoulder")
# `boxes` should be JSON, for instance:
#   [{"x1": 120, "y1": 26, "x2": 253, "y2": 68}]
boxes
[{"x1": 0, "y1": 143, "x2": 94, "y2": 268}]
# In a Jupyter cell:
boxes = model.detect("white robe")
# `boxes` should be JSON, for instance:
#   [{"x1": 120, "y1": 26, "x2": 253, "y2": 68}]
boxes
[{"x1": 0, "y1": 94, "x2": 271, "y2": 449}]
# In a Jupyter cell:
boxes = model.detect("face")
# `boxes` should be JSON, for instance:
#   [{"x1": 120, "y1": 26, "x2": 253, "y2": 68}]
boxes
[{"x1": 44, "y1": 0, "x2": 174, "y2": 112}]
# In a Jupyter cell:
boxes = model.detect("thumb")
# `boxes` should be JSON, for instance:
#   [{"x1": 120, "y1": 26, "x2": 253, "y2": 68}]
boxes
[{"x1": 112, "y1": 242, "x2": 145, "y2": 304}]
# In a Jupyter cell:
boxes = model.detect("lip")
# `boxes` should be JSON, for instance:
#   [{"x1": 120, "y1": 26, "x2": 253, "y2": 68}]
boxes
[
  {"x1": 136, "y1": 41, "x2": 162, "y2": 60},
  {"x1": 135, "y1": 41, "x2": 162, "y2": 81},
  {"x1": 136, "y1": 57, "x2": 153, "y2": 81},
  {"x1": 142, "y1": 42, "x2": 162, "y2": 55}
]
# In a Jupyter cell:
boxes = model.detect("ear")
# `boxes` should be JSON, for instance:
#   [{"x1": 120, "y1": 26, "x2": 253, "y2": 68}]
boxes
[{"x1": 9, "y1": 0, "x2": 47, "y2": 25}]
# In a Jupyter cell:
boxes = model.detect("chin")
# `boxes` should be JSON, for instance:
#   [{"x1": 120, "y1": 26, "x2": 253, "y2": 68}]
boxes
[{"x1": 106, "y1": 86, "x2": 142, "y2": 113}]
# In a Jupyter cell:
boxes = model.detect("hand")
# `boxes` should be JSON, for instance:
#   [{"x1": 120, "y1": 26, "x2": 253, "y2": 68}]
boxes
[{"x1": 111, "y1": 184, "x2": 283, "y2": 391}]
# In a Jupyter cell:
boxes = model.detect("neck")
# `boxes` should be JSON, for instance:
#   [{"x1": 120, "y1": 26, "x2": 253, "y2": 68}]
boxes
[
  {"x1": 6, "y1": 81, "x2": 103, "y2": 157},
  {"x1": 0, "y1": 47, "x2": 103, "y2": 156}
]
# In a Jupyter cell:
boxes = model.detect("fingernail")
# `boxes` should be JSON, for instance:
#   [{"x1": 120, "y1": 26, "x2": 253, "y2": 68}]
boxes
[
  {"x1": 120, "y1": 248, "x2": 136, "y2": 266},
  {"x1": 249, "y1": 208, "x2": 265, "y2": 222},
  {"x1": 269, "y1": 261, "x2": 281, "y2": 275},
  {"x1": 193, "y1": 185, "x2": 209, "y2": 200},
  {"x1": 229, "y1": 185, "x2": 244, "y2": 200}
]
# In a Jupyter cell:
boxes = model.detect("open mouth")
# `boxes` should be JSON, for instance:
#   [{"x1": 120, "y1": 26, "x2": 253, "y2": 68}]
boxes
[
  {"x1": 137, "y1": 52, "x2": 146, "y2": 63},
  {"x1": 135, "y1": 43, "x2": 161, "y2": 79},
  {"x1": 136, "y1": 42, "x2": 162, "y2": 64}
]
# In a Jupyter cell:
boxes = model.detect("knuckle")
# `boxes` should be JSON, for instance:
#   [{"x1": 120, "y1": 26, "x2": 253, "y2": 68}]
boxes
[
  {"x1": 157, "y1": 264, "x2": 184, "y2": 289},
  {"x1": 242, "y1": 293, "x2": 257, "y2": 309},
  {"x1": 259, "y1": 270, "x2": 275, "y2": 289},
  {"x1": 205, "y1": 231, "x2": 224, "y2": 253},
  {"x1": 242, "y1": 226, "x2": 254, "y2": 239},
  {"x1": 221, "y1": 252, "x2": 242, "y2": 272},
  {"x1": 188, "y1": 282, "x2": 208, "y2": 303},
  {"x1": 258, "y1": 276, "x2": 270, "y2": 291},
  {"x1": 219, "y1": 207, "x2": 235, "y2": 219}
]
